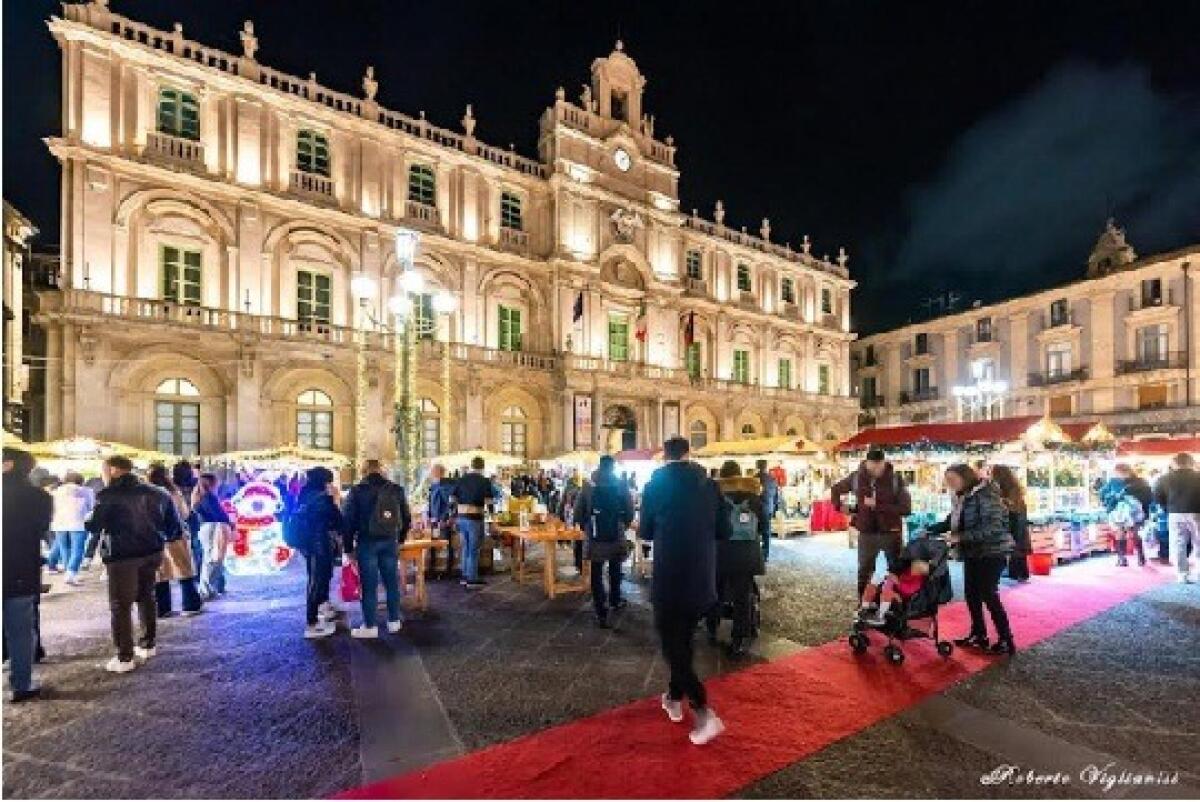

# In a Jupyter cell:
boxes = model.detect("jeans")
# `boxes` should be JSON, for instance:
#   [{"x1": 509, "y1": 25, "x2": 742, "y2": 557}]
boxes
[
  {"x1": 655, "y1": 605, "x2": 706, "y2": 710},
  {"x1": 3, "y1": 595, "x2": 38, "y2": 694},
  {"x1": 155, "y1": 578, "x2": 204, "y2": 616},
  {"x1": 459, "y1": 518, "x2": 484, "y2": 582},
  {"x1": 303, "y1": 547, "x2": 334, "y2": 626},
  {"x1": 856, "y1": 531, "x2": 903, "y2": 597},
  {"x1": 107, "y1": 553, "x2": 163, "y2": 661},
  {"x1": 356, "y1": 539, "x2": 401, "y2": 628},
  {"x1": 1168, "y1": 513, "x2": 1200, "y2": 578},
  {"x1": 590, "y1": 557, "x2": 624, "y2": 617},
  {"x1": 963, "y1": 555, "x2": 1012, "y2": 642},
  {"x1": 198, "y1": 523, "x2": 229, "y2": 597},
  {"x1": 48, "y1": 530, "x2": 88, "y2": 573}
]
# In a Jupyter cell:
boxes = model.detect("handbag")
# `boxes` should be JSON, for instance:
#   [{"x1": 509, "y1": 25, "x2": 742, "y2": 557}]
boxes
[{"x1": 340, "y1": 562, "x2": 362, "y2": 602}]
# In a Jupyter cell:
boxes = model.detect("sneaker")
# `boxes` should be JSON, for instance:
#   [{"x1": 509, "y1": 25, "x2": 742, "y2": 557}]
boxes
[
  {"x1": 351, "y1": 626, "x2": 379, "y2": 639},
  {"x1": 466, "y1": 579, "x2": 486, "y2": 588},
  {"x1": 594, "y1": 615, "x2": 611, "y2": 629},
  {"x1": 688, "y1": 708, "x2": 725, "y2": 745},
  {"x1": 318, "y1": 602, "x2": 338, "y2": 622},
  {"x1": 134, "y1": 646, "x2": 156, "y2": 661},
  {"x1": 64, "y1": 572, "x2": 81, "y2": 586},
  {"x1": 1178, "y1": 574, "x2": 1192, "y2": 584},
  {"x1": 304, "y1": 622, "x2": 336, "y2": 639},
  {"x1": 105, "y1": 657, "x2": 138, "y2": 673},
  {"x1": 386, "y1": 619, "x2": 404, "y2": 634},
  {"x1": 181, "y1": 608, "x2": 204, "y2": 618},
  {"x1": 660, "y1": 693, "x2": 684, "y2": 723}
]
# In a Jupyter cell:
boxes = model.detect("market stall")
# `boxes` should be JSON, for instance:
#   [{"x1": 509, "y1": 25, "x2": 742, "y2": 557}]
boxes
[{"x1": 25, "y1": 436, "x2": 177, "y2": 479}]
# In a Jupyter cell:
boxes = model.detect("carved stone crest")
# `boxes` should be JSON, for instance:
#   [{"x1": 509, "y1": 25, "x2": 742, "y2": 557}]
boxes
[{"x1": 609, "y1": 208, "x2": 644, "y2": 243}]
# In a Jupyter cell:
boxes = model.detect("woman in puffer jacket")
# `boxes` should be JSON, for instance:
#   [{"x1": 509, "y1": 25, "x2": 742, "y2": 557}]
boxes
[{"x1": 929, "y1": 463, "x2": 1016, "y2": 655}]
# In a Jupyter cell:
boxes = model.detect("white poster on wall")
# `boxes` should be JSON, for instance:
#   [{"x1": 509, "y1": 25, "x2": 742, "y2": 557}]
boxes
[
  {"x1": 574, "y1": 394, "x2": 593, "y2": 449},
  {"x1": 662, "y1": 402, "x2": 680, "y2": 441}
]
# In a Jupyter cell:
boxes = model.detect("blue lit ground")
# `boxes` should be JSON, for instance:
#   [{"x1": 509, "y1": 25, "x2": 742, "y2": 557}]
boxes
[{"x1": 2, "y1": 535, "x2": 1196, "y2": 799}]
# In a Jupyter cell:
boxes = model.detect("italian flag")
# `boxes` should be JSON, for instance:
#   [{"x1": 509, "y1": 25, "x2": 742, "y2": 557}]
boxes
[{"x1": 634, "y1": 301, "x2": 648, "y2": 342}]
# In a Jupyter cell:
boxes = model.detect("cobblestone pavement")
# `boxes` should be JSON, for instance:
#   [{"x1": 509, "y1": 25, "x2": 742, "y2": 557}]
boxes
[{"x1": 3, "y1": 535, "x2": 1195, "y2": 799}]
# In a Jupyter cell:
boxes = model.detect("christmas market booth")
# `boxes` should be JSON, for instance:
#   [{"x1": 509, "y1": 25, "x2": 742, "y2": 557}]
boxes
[
  {"x1": 837, "y1": 416, "x2": 1119, "y2": 565},
  {"x1": 25, "y1": 436, "x2": 177, "y2": 479}
]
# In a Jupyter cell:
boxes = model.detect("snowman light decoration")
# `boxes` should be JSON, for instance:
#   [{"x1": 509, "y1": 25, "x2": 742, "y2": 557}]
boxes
[{"x1": 224, "y1": 480, "x2": 293, "y2": 575}]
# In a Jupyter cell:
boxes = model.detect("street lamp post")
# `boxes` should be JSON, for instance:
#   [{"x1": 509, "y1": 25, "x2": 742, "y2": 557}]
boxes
[
  {"x1": 350, "y1": 273, "x2": 377, "y2": 479},
  {"x1": 433, "y1": 291, "x2": 457, "y2": 455},
  {"x1": 390, "y1": 229, "x2": 422, "y2": 490}
]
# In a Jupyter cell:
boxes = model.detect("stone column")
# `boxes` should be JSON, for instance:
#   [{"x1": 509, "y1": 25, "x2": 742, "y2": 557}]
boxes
[{"x1": 1089, "y1": 290, "x2": 1117, "y2": 414}]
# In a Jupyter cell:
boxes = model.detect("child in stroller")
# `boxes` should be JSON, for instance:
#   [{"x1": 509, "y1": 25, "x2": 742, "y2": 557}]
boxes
[{"x1": 849, "y1": 533, "x2": 954, "y2": 664}]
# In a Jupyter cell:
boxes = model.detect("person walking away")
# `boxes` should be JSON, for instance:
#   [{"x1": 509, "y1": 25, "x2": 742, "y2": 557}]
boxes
[
  {"x1": 341, "y1": 460, "x2": 410, "y2": 638},
  {"x1": 1153, "y1": 452, "x2": 1200, "y2": 583},
  {"x1": 559, "y1": 472, "x2": 586, "y2": 572},
  {"x1": 573, "y1": 455, "x2": 635, "y2": 628},
  {"x1": 286, "y1": 467, "x2": 343, "y2": 638},
  {"x1": 755, "y1": 459, "x2": 779, "y2": 562},
  {"x1": 146, "y1": 464, "x2": 203, "y2": 616},
  {"x1": 929, "y1": 464, "x2": 1016, "y2": 655},
  {"x1": 48, "y1": 472, "x2": 94, "y2": 586},
  {"x1": 990, "y1": 465, "x2": 1031, "y2": 581},
  {"x1": 1101, "y1": 463, "x2": 1152, "y2": 567},
  {"x1": 426, "y1": 463, "x2": 456, "y2": 576},
  {"x1": 450, "y1": 456, "x2": 496, "y2": 588},
  {"x1": 86, "y1": 456, "x2": 176, "y2": 673},
  {"x1": 191, "y1": 473, "x2": 232, "y2": 599},
  {"x1": 638, "y1": 436, "x2": 730, "y2": 745},
  {"x1": 831, "y1": 448, "x2": 912, "y2": 598},
  {"x1": 708, "y1": 461, "x2": 767, "y2": 657},
  {"x1": 3, "y1": 448, "x2": 53, "y2": 701}
]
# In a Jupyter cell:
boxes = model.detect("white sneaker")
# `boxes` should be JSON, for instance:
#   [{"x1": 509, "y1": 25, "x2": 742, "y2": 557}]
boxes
[
  {"x1": 318, "y1": 601, "x2": 337, "y2": 621},
  {"x1": 351, "y1": 626, "x2": 379, "y2": 639},
  {"x1": 105, "y1": 657, "x2": 138, "y2": 673},
  {"x1": 64, "y1": 572, "x2": 81, "y2": 586},
  {"x1": 386, "y1": 619, "x2": 404, "y2": 634},
  {"x1": 661, "y1": 693, "x2": 684, "y2": 723},
  {"x1": 688, "y1": 709, "x2": 725, "y2": 745},
  {"x1": 134, "y1": 646, "x2": 156, "y2": 661},
  {"x1": 304, "y1": 622, "x2": 336, "y2": 639},
  {"x1": 1178, "y1": 574, "x2": 1192, "y2": 584}
]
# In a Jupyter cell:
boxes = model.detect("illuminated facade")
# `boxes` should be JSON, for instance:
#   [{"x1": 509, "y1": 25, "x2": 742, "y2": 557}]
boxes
[
  {"x1": 34, "y1": 0, "x2": 857, "y2": 461},
  {"x1": 3, "y1": 202, "x2": 36, "y2": 434},
  {"x1": 852, "y1": 221, "x2": 1200, "y2": 435}
]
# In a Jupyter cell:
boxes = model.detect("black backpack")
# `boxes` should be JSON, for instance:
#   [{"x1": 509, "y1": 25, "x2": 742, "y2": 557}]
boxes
[
  {"x1": 284, "y1": 500, "x2": 316, "y2": 550},
  {"x1": 368, "y1": 484, "x2": 404, "y2": 539},
  {"x1": 590, "y1": 483, "x2": 627, "y2": 543}
]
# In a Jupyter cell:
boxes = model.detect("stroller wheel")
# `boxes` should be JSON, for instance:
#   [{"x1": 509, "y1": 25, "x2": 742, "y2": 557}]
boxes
[
  {"x1": 848, "y1": 633, "x2": 868, "y2": 654},
  {"x1": 884, "y1": 644, "x2": 905, "y2": 665},
  {"x1": 936, "y1": 640, "x2": 954, "y2": 658}
]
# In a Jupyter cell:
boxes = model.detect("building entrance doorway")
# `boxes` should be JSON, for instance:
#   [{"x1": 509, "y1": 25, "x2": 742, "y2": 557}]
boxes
[{"x1": 603, "y1": 404, "x2": 638, "y2": 452}]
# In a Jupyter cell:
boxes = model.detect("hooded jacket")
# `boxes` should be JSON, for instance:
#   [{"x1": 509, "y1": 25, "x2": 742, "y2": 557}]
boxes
[
  {"x1": 638, "y1": 460, "x2": 730, "y2": 612},
  {"x1": 715, "y1": 475, "x2": 767, "y2": 577}
]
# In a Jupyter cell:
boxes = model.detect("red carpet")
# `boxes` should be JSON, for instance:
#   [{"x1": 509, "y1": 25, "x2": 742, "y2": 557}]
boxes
[{"x1": 340, "y1": 562, "x2": 1169, "y2": 799}]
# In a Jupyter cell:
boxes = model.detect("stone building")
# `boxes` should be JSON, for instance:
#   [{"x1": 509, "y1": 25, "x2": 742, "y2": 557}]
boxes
[
  {"x1": 3, "y1": 202, "x2": 37, "y2": 435},
  {"x1": 32, "y1": 1, "x2": 857, "y2": 461},
  {"x1": 852, "y1": 221, "x2": 1200, "y2": 435}
]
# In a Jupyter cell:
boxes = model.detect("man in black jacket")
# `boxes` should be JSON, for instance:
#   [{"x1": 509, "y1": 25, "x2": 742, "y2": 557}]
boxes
[
  {"x1": 573, "y1": 455, "x2": 635, "y2": 628},
  {"x1": 638, "y1": 436, "x2": 730, "y2": 746},
  {"x1": 3, "y1": 448, "x2": 53, "y2": 701},
  {"x1": 755, "y1": 459, "x2": 779, "y2": 562},
  {"x1": 1153, "y1": 452, "x2": 1200, "y2": 583},
  {"x1": 342, "y1": 460, "x2": 410, "y2": 638},
  {"x1": 87, "y1": 455, "x2": 175, "y2": 673}
]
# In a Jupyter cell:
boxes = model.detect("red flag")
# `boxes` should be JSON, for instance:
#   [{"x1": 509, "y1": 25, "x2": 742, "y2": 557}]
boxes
[
  {"x1": 684, "y1": 311, "x2": 695, "y2": 347},
  {"x1": 634, "y1": 301, "x2": 648, "y2": 342}
]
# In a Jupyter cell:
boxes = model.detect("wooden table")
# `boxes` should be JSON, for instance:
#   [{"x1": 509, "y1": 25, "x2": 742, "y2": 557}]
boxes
[
  {"x1": 398, "y1": 538, "x2": 440, "y2": 610},
  {"x1": 496, "y1": 522, "x2": 588, "y2": 599}
]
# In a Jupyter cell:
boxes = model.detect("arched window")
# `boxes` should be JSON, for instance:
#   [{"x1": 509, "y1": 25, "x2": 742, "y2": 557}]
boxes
[
  {"x1": 419, "y1": 398, "x2": 441, "y2": 458},
  {"x1": 688, "y1": 420, "x2": 708, "y2": 450},
  {"x1": 500, "y1": 405, "x2": 527, "y2": 458},
  {"x1": 155, "y1": 378, "x2": 200, "y2": 456},
  {"x1": 741, "y1": 423, "x2": 756, "y2": 439},
  {"x1": 296, "y1": 389, "x2": 333, "y2": 450}
]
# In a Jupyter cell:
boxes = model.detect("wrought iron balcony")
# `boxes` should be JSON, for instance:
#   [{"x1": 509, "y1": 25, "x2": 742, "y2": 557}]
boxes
[
  {"x1": 1027, "y1": 367, "x2": 1089, "y2": 386},
  {"x1": 899, "y1": 387, "x2": 939, "y2": 404},
  {"x1": 860, "y1": 395, "x2": 887, "y2": 409},
  {"x1": 1117, "y1": 352, "x2": 1186, "y2": 374}
]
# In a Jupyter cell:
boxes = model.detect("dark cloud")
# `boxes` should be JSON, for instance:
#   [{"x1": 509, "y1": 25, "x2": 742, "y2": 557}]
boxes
[{"x1": 860, "y1": 63, "x2": 1200, "y2": 330}]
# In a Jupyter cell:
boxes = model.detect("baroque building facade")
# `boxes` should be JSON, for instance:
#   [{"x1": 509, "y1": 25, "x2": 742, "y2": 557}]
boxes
[
  {"x1": 852, "y1": 221, "x2": 1200, "y2": 436},
  {"x1": 34, "y1": 0, "x2": 857, "y2": 461}
]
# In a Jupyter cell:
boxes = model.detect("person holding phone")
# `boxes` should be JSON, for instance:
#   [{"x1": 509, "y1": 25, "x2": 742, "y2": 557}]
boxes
[{"x1": 831, "y1": 448, "x2": 912, "y2": 597}]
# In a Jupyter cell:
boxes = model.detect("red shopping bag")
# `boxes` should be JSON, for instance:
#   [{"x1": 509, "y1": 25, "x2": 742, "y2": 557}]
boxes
[{"x1": 340, "y1": 562, "x2": 362, "y2": 602}]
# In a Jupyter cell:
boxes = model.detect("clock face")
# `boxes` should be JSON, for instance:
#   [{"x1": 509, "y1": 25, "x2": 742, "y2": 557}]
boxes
[{"x1": 613, "y1": 148, "x2": 632, "y2": 172}]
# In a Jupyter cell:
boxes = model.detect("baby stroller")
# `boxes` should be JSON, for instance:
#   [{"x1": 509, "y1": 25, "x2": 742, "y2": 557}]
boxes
[
  {"x1": 848, "y1": 535, "x2": 954, "y2": 665},
  {"x1": 712, "y1": 577, "x2": 762, "y2": 638}
]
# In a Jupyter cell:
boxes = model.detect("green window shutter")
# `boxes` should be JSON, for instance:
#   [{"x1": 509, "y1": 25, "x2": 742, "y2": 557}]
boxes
[
  {"x1": 157, "y1": 88, "x2": 200, "y2": 140},
  {"x1": 499, "y1": 305, "x2": 522, "y2": 351},
  {"x1": 686, "y1": 342, "x2": 701, "y2": 377},
  {"x1": 608, "y1": 315, "x2": 629, "y2": 362},
  {"x1": 408, "y1": 164, "x2": 436, "y2": 206},
  {"x1": 686, "y1": 250, "x2": 702, "y2": 280},
  {"x1": 733, "y1": 350, "x2": 750, "y2": 383},
  {"x1": 500, "y1": 192, "x2": 523, "y2": 230},
  {"x1": 297, "y1": 130, "x2": 330, "y2": 176},
  {"x1": 182, "y1": 250, "x2": 202, "y2": 305},
  {"x1": 818, "y1": 364, "x2": 831, "y2": 395},
  {"x1": 161, "y1": 246, "x2": 201, "y2": 305},
  {"x1": 415, "y1": 293, "x2": 434, "y2": 339},
  {"x1": 160, "y1": 246, "x2": 179, "y2": 302},
  {"x1": 779, "y1": 359, "x2": 791, "y2": 389}
]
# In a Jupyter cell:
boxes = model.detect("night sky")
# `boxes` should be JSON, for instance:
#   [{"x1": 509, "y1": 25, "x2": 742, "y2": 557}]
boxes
[{"x1": 5, "y1": 1, "x2": 1199, "y2": 333}]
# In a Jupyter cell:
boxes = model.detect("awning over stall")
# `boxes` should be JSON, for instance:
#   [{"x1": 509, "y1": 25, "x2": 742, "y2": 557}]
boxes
[
  {"x1": 1116, "y1": 437, "x2": 1200, "y2": 457},
  {"x1": 837, "y1": 415, "x2": 1067, "y2": 452},
  {"x1": 695, "y1": 435, "x2": 823, "y2": 458}
]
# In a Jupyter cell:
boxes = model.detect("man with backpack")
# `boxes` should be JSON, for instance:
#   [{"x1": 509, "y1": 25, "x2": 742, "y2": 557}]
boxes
[
  {"x1": 286, "y1": 466, "x2": 343, "y2": 639},
  {"x1": 831, "y1": 448, "x2": 912, "y2": 597},
  {"x1": 707, "y1": 461, "x2": 767, "y2": 657},
  {"x1": 341, "y1": 460, "x2": 411, "y2": 638},
  {"x1": 573, "y1": 455, "x2": 635, "y2": 628}
]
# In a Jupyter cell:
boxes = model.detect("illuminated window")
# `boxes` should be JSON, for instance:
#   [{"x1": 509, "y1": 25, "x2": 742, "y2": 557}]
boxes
[
  {"x1": 296, "y1": 270, "x2": 331, "y2": 325},
  {"x1": 688, "y1": 420, "x2": 708, "y2": 450},
  {"x1": 500, "y1": 192, "x2": 523, "y2": 231},
  {"x1": 608, "y1": 314, "x2": 629, "y2": 362},
  {"x1": 296, "y1": 129, "x2": 330, "y2": 177},
  {"x1": 296, "y1": 389, "x2": 333, "y2": 450},
  {"x1": 420, "y1": 398, "x2": 441, "y2": 458},
  {"x1": 732, "y1": 350, "x2": 750, "y2": 384},
  {"x1": 500, "y1": 405, "x2": 527, "y2": 457},
  {"x1": 160, "y1": 246, "x2": 201, "y2": 306},
  {"x1": 407, "y1": 164, "x2": 436, "y2": 206},
  {"x1": 685, "y1": 250, "x2": 702, "y2": 280},
  {"x1": 498, "y1": 305, "x2": 522, "y2": 352},
  {"x1": 156, "y1": 87, "x2": 199, "y2": 141},
  {"x1": 155, "y1": 378, "x2": 200, "y2": 456},
  {"x1": 736, "y1": 264, "x2": 752, "y2": 293}
]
